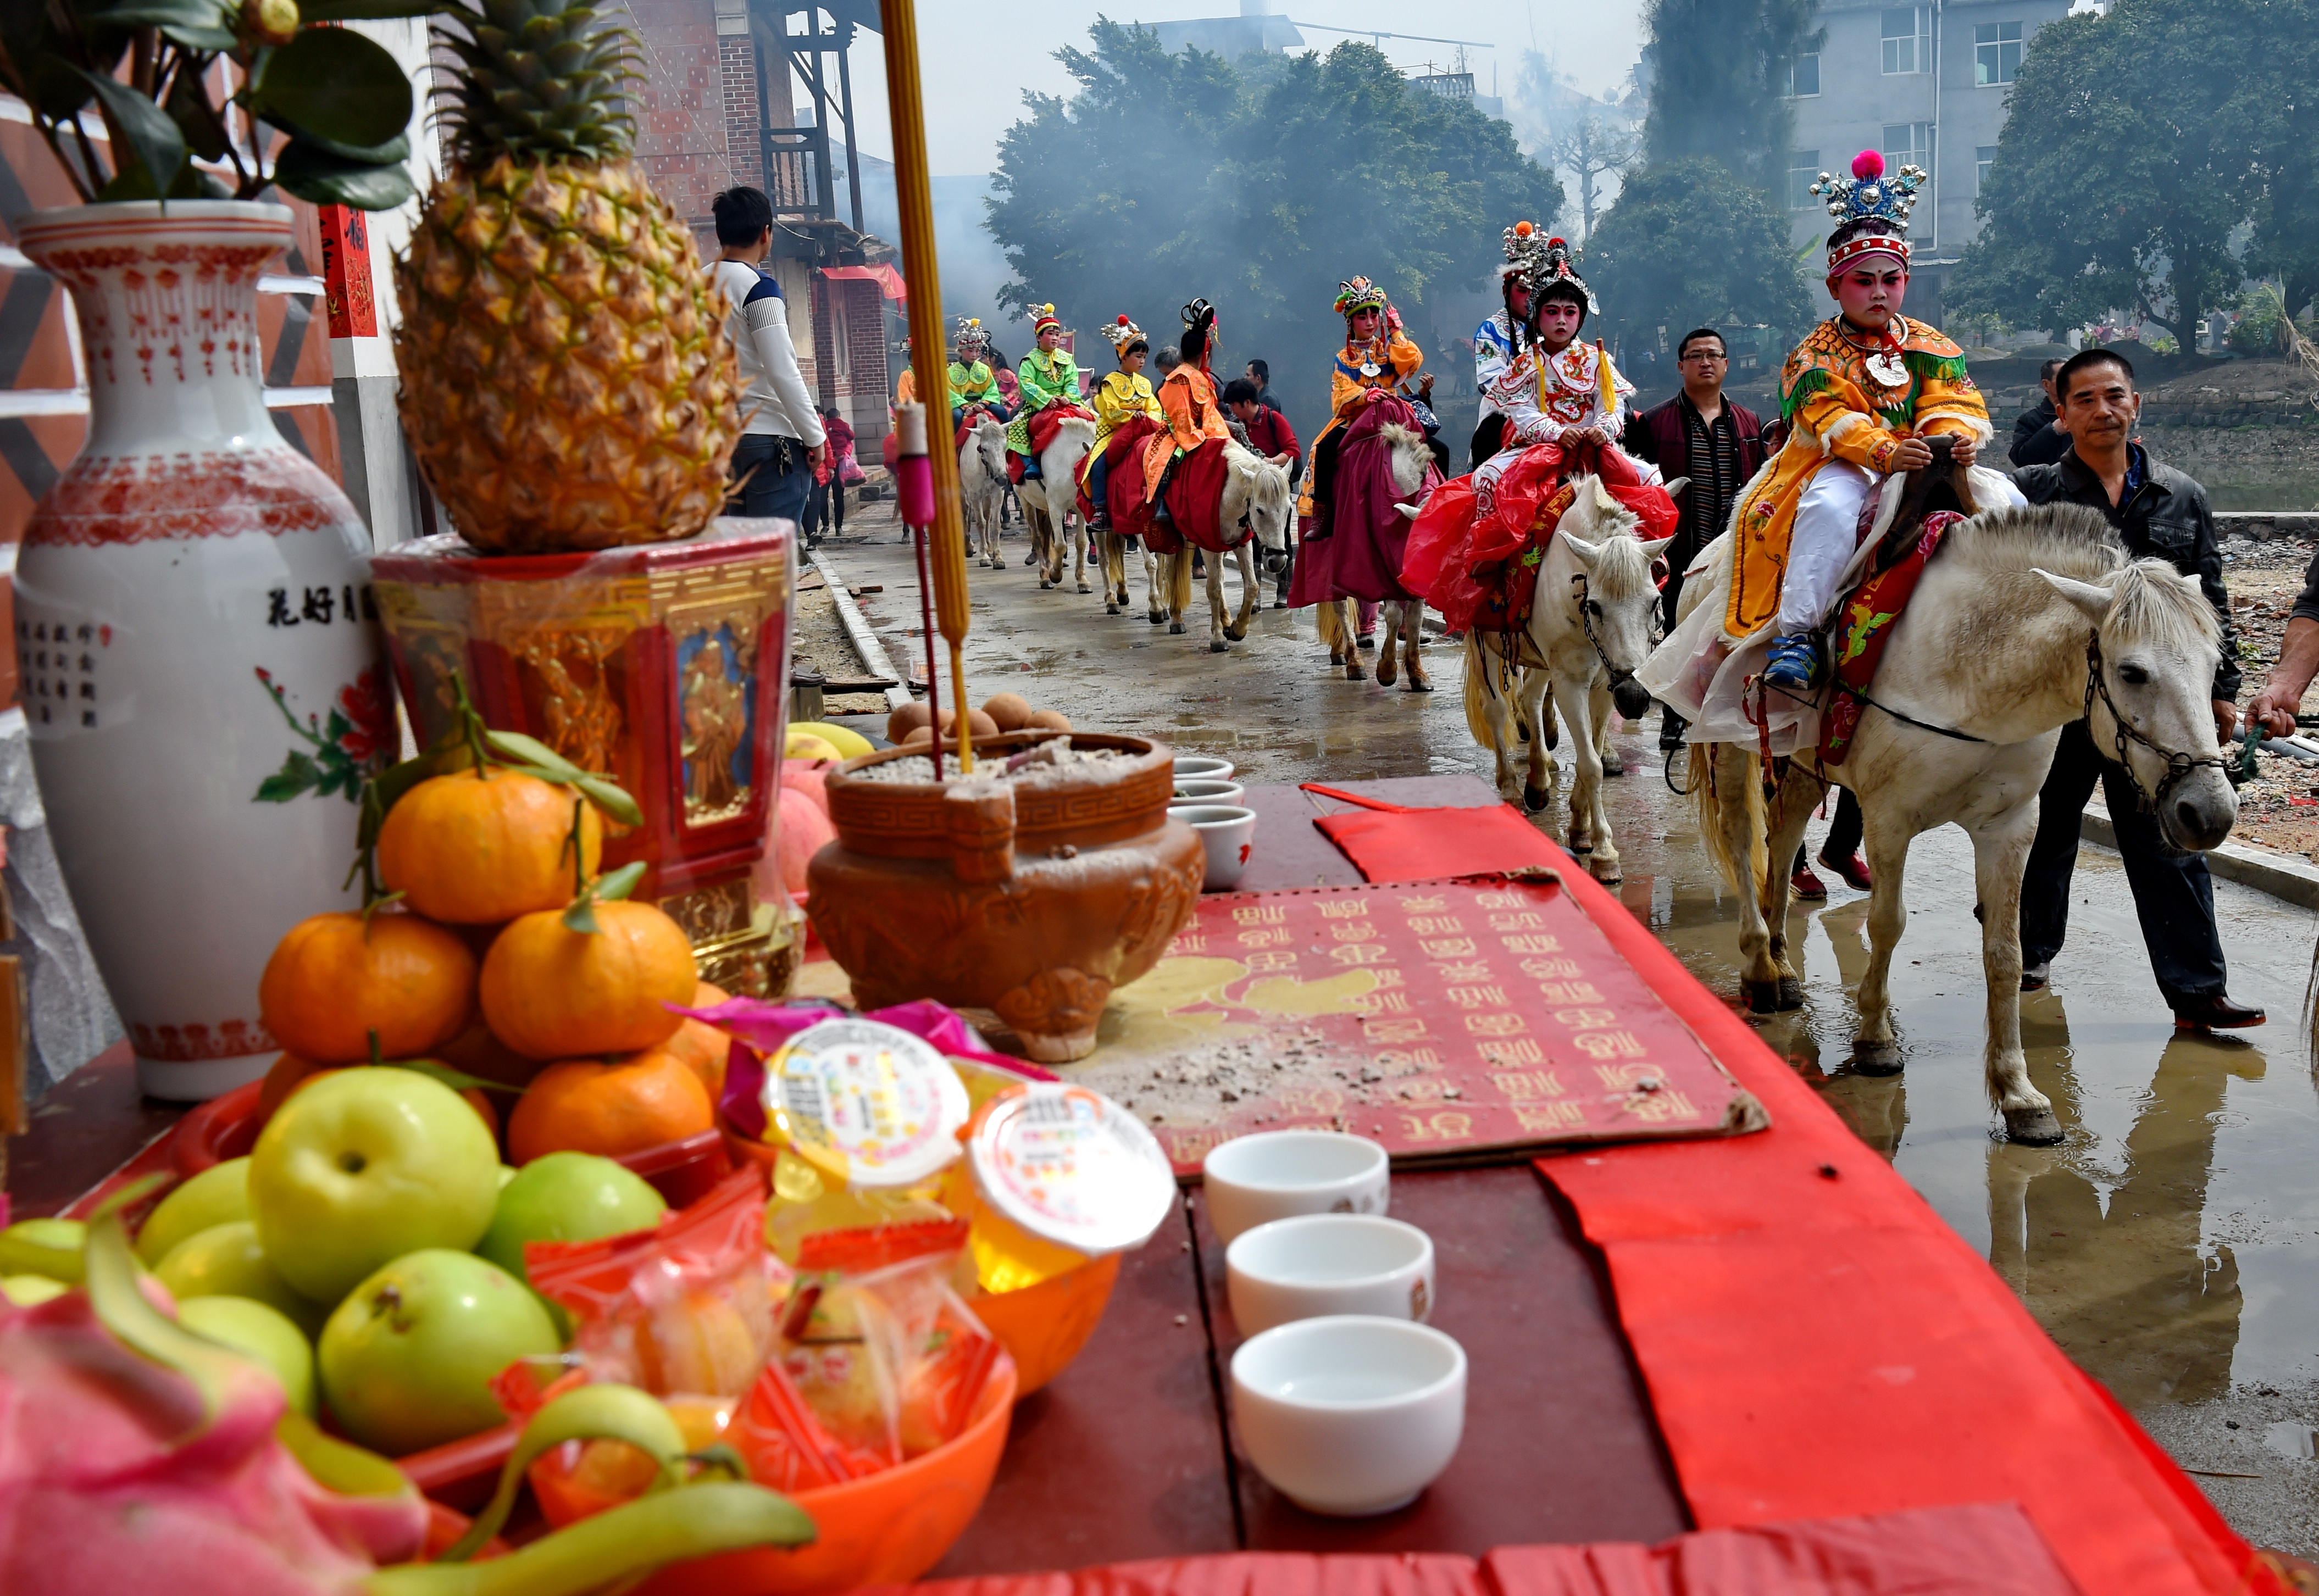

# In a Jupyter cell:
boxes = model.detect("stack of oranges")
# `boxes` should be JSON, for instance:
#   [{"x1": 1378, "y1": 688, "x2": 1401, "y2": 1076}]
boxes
[{"x1": 255, "y1": 763, "x2": 735, "y2": 1167}]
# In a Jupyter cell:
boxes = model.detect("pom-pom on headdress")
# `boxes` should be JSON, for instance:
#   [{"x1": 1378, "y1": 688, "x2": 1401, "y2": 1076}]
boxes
[
  {"x1": 1813, "y1": 149, "x2": 1924, "y2": 276},
  {"x1": 1500, "y1": 219, "x2": 1550, "y2": 283},
  {"x1": 1527, "y1": 234, "x2": 1599, "y2": 316},
  {"x1": 1030, "y1": 303, "x2": 1063, "y2": 336},
  {"x1": 1103, "y1": 313, "x2": 1145, "y2": 354}
]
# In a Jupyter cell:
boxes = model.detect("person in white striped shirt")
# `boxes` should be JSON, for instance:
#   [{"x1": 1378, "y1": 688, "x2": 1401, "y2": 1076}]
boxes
[{"x1": 708, "y1": 186, "x2": 826, "y2": 526}]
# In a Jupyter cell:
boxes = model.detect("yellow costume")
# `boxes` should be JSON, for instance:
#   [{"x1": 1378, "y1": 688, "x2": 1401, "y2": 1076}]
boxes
[
  {"x1": 1084, "y1": 368, "x2": 1161, "y2": 486},
  {"x1": 1297, "y1": 331, "x2": 1422, "y2": 519},
  {"x1": 1723, "y1": 314, "x2": 1987, "y2": 638}
]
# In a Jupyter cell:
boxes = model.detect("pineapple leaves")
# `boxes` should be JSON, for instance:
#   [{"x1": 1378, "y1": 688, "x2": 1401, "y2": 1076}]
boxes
[
  {"x1": 297, "y1": 0, "x2": 445, "y2": 15},
  {"x1": 250, "y1": 26, "x2": 413, "y2": 149}
]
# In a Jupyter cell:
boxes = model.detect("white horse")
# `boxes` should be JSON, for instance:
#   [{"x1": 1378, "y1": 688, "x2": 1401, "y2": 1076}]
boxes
[
  {"x1": 1668, "y1": 503, "x2": 2236, "y2": 1145},
  {"x1": 1016, "y1": 416, "x2": 1099, "y2": 593},
  {"x1": 1459, "y1": 476, "x2": 1676, "y2": 883},
  {"x1": 958, "y1": 415, "x2": 1011, "y2": 568},
  {"x1": 1155, "y1": 444, "x2": 1295, "y2": 651},
  {"x1": 1317, "y1": 418, "x2": 1436, "y2": 688}
]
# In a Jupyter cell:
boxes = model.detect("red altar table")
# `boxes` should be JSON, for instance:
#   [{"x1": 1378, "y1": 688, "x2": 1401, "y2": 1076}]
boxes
[{"x1": 5, "y1": 777, "x2": 2277, "y2": 1595}]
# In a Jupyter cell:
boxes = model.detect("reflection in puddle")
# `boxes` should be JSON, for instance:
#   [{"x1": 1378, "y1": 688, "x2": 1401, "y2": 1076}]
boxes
[{"x1": 2265, "y1": 1420, "x2": 2317, "y2": 1460}]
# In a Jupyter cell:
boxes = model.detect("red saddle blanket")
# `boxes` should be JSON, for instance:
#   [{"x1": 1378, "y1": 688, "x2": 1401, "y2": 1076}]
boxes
[
  {"x1": 1005, "y1": 402, "x2": 1099, "y2": 483},
  {"x1": 1090, "y1": 413, "x2": 1165, "y2": 529},
  {"x1": 1127, "y1": 435, "x2": 1238, "y2": 558},
  {"x1": 952, "y1": 406, "x2": 1005, "y2": 452},
  {"x1": 1818, "y1": 510, "x2": 1965, "y2": 765}
]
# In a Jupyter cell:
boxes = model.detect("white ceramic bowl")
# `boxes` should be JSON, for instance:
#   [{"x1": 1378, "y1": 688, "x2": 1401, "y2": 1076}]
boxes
[
  {"x1": 1232, "y1": 1316, "x2": 1467, "y2": 1516},
  {"x1": 1172, "y1": 755, "x2": 1236, "y2": 783},
  {"x1": 1173, "y1": 778, "x2": 1246, "y2": 808},
  {"x1": 1168, "y1": 803, "x2": 1256, "y2": 892},
  {"x1": 1227, "y1": 1214, "x2": 1435, "y2": 1336},
  {"x1": 1203, "y1": 1129, "x2": 1389, "y2": 1243}
]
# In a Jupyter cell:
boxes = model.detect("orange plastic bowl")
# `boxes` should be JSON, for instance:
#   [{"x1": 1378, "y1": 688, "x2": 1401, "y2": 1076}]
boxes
[
  {"x1": 629, "y1": 1354, "x2": 1018, "y2": 1596},
  {"x1": 969, "y1": 1252, "x2": 1122, "y2": 1396}
]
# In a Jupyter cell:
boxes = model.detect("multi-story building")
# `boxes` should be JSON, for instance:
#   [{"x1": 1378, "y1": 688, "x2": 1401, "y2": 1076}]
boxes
[{"x1": 1781, "y1": 0, "x2": 2074, "y2": 328}]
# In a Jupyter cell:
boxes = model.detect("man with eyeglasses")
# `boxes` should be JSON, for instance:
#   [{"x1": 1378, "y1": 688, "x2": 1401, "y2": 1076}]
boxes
[{"x1": 1624, "y1": 329, "x2": 1767, "y2": 743}]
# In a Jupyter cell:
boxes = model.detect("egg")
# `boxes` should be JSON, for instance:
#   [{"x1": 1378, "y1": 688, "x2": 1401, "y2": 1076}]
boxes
[{"x1": 982, "y1": 693, "x2": 1032, "y2": 731}]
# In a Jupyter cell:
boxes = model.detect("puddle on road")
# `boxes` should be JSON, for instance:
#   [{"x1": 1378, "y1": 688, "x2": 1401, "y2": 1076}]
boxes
[{"x1": 842, "y1": 519, "x2": 2319, "y2": 1414}]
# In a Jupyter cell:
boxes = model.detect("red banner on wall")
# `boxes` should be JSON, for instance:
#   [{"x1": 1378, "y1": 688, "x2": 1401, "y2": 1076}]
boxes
[{"x1": 318, "y1": 205, "x2": 378, "y2": 339}]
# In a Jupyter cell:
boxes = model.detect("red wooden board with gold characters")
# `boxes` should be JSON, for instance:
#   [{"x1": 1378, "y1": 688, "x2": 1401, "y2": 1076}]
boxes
[{"x1": 1057, "y1": 873, "x2": 1770, "y2": 1173}]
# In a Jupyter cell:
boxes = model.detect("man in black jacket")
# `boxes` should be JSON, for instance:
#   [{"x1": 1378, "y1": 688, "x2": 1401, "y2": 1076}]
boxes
[
  {"x1": 2012, "y1": 349, "x2": 2259, "y2": 1030},
  {"x1": 2009, "y1": 358, "x2": 2069, "y2": 468}
]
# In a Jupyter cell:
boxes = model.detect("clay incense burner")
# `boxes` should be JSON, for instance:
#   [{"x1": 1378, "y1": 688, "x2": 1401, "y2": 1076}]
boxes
[{"x1": 807, "y1": 731, "x2": 1203, "y2": 1061}]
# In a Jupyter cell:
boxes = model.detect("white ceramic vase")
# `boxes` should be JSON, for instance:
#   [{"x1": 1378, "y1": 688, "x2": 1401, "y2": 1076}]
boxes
[{"x1": 13, "y1": 201, "x2": 384, "y2": 1100}]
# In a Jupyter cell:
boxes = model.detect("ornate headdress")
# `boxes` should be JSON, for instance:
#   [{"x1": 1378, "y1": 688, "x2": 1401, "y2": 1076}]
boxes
[
  {"x1": 1527, "y1": 234, "x2": 1598, "y2": 316},
  {"x1": 1812, "y1": 150, "x2": 1924, "y2": 276},
  {"x1": 1333, "y1": 276, "x2": 1389, "y2": 318},
  {"x1": 1102, "y1": 313, "x2": 1145, "y2": 354},
  {"x1": 1030, "y1": 303, "x2": 1063, "y2": 336},
  {"x1": 1500, "y1": 220, "x2": 1550, "y2": 284},
  {"x1": 1180, "y1": 298, "x2": 1216, "y2": 337},
  {"x1": 952, "y1": 315, "x2": 988, "y2": 352}
]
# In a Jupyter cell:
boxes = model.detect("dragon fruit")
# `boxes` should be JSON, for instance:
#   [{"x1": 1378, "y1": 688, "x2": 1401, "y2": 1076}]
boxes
[{"x1": 0, "y1": 1200, "x2": 815, "y2": 1596}]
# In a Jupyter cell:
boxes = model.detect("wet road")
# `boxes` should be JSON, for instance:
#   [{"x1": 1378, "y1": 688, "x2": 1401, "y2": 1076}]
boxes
[{"x1": 825, "y1": 509, "x2": 2319, "y2": 1550}]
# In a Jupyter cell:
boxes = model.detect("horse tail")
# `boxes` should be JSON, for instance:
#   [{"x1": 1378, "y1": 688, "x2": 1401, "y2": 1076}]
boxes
[
  {"x1": 1316, "y1": 599, "x2": 1345, "y2": 650},
  {"x1": 1462, "y1": 632, "x2": 1497, "y2": 749},
  {"x1": 1684, "y1": 741, "x2": 1765, "y2": 898},
  {"x1": 1169, "y1": 549, "x2": 1194, "y2": 615}
]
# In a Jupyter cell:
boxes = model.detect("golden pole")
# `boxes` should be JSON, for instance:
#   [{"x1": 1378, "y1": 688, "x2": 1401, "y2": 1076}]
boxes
[{"x1": 878, "y1": 0, "x2": 974, "y2": 772}]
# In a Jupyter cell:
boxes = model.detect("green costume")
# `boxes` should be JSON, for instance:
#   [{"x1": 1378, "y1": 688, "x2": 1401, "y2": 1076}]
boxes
[
  {"x1": 948, "y1": 359, "x2": 1001, "y2": 415},
  {"x1": 1005, "y1": 346, "x2": 1084, "y2": 455}
]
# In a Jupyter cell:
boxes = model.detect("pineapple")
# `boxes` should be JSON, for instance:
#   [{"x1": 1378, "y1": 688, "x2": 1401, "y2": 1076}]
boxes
[{"x1": 393, "y1": 0, "x2": 741, "y2": 553}]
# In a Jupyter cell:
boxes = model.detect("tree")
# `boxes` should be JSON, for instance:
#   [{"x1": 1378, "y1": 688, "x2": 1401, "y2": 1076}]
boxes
[
  {"x1": 986, "y1": 25, "x2": 1562, "y2": 425},
  {"x1": 1586, "y1": 159, "x2": 1814, "y2": 356},
  {"x1": 1548, "y1": 114, "x2": 1638, "y2": 243},
  {"x1": 2243, "y1": 0, "x2": 2319, "y2": 322},
  {"x1": 1951, "y1": 0, "x2": 2275, "y2": 345},
  {"x1": 1639, "y1": 0, "x2": 1819, "y2": 198}
]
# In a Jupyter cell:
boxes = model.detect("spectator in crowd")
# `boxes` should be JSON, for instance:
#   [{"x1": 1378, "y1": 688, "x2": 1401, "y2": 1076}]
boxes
[
  {"x1": 1155, "y1": 345, "x2": 1181, "y2": 379},
  {"x1": 1245, "y1": 359, "x2": 1284, "y2": 414},
  {"x1": 1225, "y1": 376, "x2": 1301, "y2": 607},
  {"x1": 2010, "y1": 358, "x2": 2070, "y2": 467},
  {"x1": 802, "y1": 405, "x2": 857, "y2": 547},
  {"x1": 707, "y1": 186, "x2": 825, "y2": 524},
  {"x1": 2013, "y1": 349, "x2": 2258, "y2": 1030}
]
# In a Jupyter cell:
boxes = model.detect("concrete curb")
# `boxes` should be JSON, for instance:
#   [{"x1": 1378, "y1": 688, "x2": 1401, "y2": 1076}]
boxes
[
  {"x1": 2081, "y1": 804, "x2": 2319, "y2": 910},
  {"x1": 809, "y1": 549, "x2": 914, "y2": 713}
]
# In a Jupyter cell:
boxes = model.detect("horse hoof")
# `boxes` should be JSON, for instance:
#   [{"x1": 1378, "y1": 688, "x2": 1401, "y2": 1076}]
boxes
[
  {"x1": 1742, "y1": 980, "x2": 1785, "y2": 1015},
  {"x1": 1601, "y1": 753, "x2": 1625, "y2": 777},
  {"x1": 1406, "y1": 672, "x2": 1434, "y2": 693},
  {"x1": 2004, "y1": 1105, "x2": 2065, "y2": 1145},
  {"x1": 1224, "y1": 627, "x2": 1246, "y2": 643},
  {"x1": 1849, "y1": 1039, "x2": 1904, "y2": 1075},
  {"x1": 1169, "y1": 622, "x2": 1185, "y2": 635},
  {"x1": 1209, "y1": 639, "x2": 1229, "y2": 653},
  {"x1": 1149, "y1": 613, "x2": 1166, "y2": 625},
  {"x1": 1106, "y1": 603, "x2": 1119, "y2": 616},
  {"x1": 1376, "y1": 663, "x2": 1397, "y2": 687},
  {"x1": 1776, "y1": 976, "x2": 1805, "y2": 1010},
  {"x1": 1522, "y1": 785, "x2": 1549, "y2": 813},
  {"x1": 1344, "y1": 660, "x2": 1364, "y2": 681},
  {"x1": 1039, "y1": 579, "x2": 1053, "y2": 590},
  {"x1": 1590, "y1": 861, "x2": 1623, "y2": 886},
  {"x1": 1077, "y1": 583, "x2": 1092, "y2": 594}
]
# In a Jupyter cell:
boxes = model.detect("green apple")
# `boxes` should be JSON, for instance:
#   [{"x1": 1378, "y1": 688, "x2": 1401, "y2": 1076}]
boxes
[
  {"x1": 179, "y1": 1295, "x2": 316, "y2": 1416},
  {"x1": 319, "y1": 1249, "x2": 558, "y2": 1456},
  {"x1": 0, "y1": 1218, "x2": 85, "y2": 1283},
  {"x1": 250, "y1": 1067, "x2": 501, "y2": 1306},
  {"x1": 1, "y1": 1275, "x2": 66, "y2": 1306},
  {"x1": 479, "y1": 1152, "x2": 665, "y2": 1338},
  {"x1": 136, "y1": 1158, "x2": 253, "y2": 1265},
  {"x1": 154, "y1": 1221, "x2": 329, "y2": 1336}
]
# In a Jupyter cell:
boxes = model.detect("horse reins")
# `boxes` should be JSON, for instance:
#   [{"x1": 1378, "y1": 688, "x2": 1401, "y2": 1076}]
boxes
[
  {"x1": 1571, "y1": 571, "x2": 1645, "y2": 702},
  {"x1": 2081, "y1": 633, "x2": 2230, "y2": 812}
]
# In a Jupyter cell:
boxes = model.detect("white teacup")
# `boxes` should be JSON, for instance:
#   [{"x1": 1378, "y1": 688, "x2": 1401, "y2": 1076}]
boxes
[
  {"x1": 1232, "y1": 1316, "x2": 1467, "y2": 1516},
  {"x1": 1173, "y1": 754, "x2": 1235, "y2": 783},
  {"x1": 1227, "y1": 1214, "x2": 1435, "y2": 1336},
  {"x1": 1173, "y1": 778, "x2": 1246, "y2": 808},
  {"x1": 1203, "y1": 1129, "x2": 1389, "y2": 1243},
  {"x1": 1168, "y1": 804, "x2": 1256, "y2": 892}
]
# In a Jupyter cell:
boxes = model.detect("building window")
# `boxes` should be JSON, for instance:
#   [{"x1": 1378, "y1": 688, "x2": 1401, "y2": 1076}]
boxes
[
  {"x1": 1975, "y1": 20, "x2": 2024, "y2": 85},
  {"x1": 1883, "y1": 122, "x2": 1932, "y2": 177},
  {"x1": 1785, "y1": 52, "x2": 1820, "y2": 97},
  {"x1": 1976, "y1": 144, "x2": 1999, "y2": 195},
  {"x1": 1788, "y1": 149, "x2": 1822, "y2": 211},
  {"x1": 1881, "y1": 7, "x2": 1931, "y2": 74}
]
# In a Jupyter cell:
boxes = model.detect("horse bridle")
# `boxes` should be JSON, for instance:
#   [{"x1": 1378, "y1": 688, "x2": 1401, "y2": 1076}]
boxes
[
  {"x1": 1570, "y1": 571, "x2": 1643, "y2": 698},
  {"x1": 2081, "y1": 633, "x2": 2230, "y2": 813}
]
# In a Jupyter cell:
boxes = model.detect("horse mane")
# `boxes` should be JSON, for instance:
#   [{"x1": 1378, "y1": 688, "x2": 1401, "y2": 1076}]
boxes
[
  {"x1": 2106, "y1": 556, "x2": 2222, "y2": 649},
  {"x1": 1939, "y1": 503, "x2": 2123, "y2": 583},
  {"x1": 1562, "y1": 479, "x2": 1657, "y2": 602}
]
